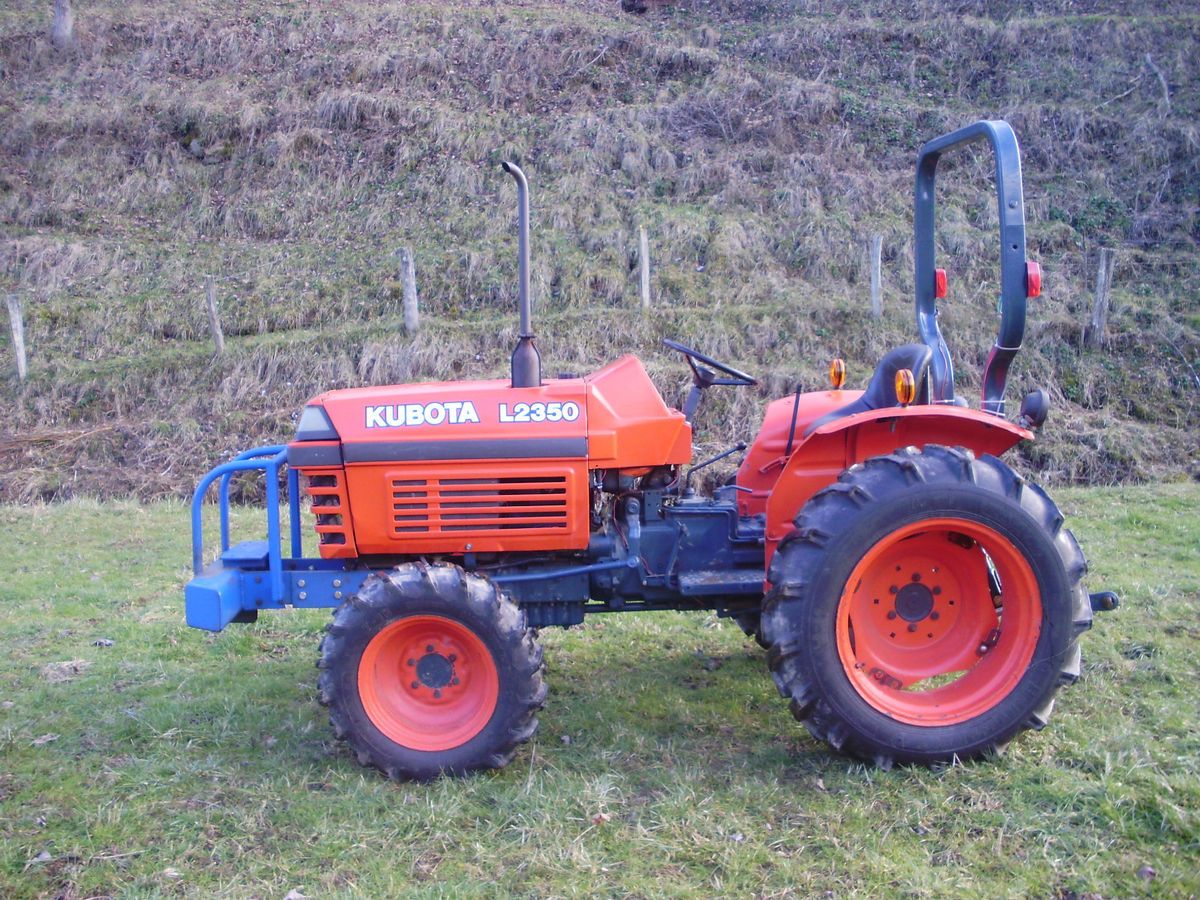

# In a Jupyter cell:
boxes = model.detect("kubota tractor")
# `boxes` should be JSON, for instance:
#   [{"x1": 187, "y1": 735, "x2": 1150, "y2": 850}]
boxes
[{"x1": 186, "y1": 120, "x2": 1118, "y2": 779}]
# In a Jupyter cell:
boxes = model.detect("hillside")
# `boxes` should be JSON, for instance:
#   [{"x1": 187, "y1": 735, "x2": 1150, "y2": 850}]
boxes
[{"x1": 1, "y1": 0, "x2": 1197, "y2": 500}]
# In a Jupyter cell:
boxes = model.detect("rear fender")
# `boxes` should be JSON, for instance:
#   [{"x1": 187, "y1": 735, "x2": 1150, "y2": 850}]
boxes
[{"x1": 764, "y1": 405, "x2": 1032, "y2": 555}]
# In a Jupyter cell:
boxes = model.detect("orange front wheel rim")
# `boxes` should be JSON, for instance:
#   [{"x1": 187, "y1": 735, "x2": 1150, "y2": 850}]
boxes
[
  {"x1": 836, "y1": 518, "x2": 1042, "y2": 726},
  {"x1": 358, "y1": 615, "x2": 499, "y2": 752}
]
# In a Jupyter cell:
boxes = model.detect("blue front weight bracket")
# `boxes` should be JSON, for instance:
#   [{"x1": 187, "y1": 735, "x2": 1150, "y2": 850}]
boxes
[{"x1": 185, "y1": 445, "x2": 368, "y2": 631}]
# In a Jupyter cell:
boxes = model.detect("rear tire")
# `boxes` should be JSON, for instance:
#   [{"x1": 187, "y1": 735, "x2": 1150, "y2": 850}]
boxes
[
  {"x1": 317, "y1": 562, "x2": 546, "y2": 780},
  {"x1": 762, "y1": 445, "x2": 1090, "y2": 767}
]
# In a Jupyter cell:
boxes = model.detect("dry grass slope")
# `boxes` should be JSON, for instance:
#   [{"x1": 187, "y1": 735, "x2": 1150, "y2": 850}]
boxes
[{"x1": 0, "y1": 0, "x2": 1197, "y2": 499}]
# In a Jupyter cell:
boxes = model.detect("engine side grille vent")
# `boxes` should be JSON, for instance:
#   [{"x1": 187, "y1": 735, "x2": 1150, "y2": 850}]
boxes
[
  {"x1": 307, "y1": 473, "x2": 348, "y2": 546},
  {"x1": 390, "y1": 475, "x2": 569, "y2": 535}
]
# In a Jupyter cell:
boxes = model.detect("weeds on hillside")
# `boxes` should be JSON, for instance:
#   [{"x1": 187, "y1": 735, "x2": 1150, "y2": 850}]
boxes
[{"x1": 0, "y1": 1, "x2": 1196, "y2": 499}]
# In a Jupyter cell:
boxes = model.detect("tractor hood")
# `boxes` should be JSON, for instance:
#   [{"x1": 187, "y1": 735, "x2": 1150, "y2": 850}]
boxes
[{"x1": 289, "y1": 354, "x2": 691, "y2": 471}]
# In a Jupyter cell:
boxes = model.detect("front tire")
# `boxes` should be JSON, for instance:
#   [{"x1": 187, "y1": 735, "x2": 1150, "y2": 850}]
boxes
[
  {"x1": 762, "y1": 445, "x2": 1091, "y2": 767},
  {"x1": 317, "y1": 562, "x2": 546, "y2": 780}
]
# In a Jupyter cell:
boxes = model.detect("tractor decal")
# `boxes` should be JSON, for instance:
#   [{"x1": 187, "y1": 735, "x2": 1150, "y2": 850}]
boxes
[
  {"x1": 364, "y1": 400, "x2": 481, "y2": 428},
  {"x1": 498, "y1": 401, "x2": 581, "y2": 424}
]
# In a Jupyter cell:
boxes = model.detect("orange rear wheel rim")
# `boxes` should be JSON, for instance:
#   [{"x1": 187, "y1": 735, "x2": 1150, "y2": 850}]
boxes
[
  {"x1": 835, "y1": 518, "x2": 1042, "y2": 726},
  {"x1": 358, "y1": 615, "x2": 499, "y2": 752}
]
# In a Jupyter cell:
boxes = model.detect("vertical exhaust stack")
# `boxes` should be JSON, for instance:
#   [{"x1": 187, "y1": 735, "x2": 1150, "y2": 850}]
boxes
[{"x1": 501, "y1": 161, "x2": 542, "y2": 389}]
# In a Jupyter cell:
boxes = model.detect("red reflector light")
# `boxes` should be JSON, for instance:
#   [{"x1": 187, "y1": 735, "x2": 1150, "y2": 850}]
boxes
[
  {"x1": 934, "y1": 268, "x2": 948, "y2": 299},
  {"x1": 1026, "y1": 260, "x2": 1042, "y2": 298}
]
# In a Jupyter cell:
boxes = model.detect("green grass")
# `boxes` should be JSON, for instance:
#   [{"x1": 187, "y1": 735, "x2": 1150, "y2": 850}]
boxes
[{"x1": 0, "y1": 484, "x2": 1197, "y2": 897}]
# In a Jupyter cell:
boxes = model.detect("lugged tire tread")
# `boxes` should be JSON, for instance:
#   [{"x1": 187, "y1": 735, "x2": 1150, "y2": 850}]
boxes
[
  {"x1": 317, "y1": 562, "x2": 545, "y2": 781},
  {"x1": 761, "y1": 443, "x2": 1090, "y2": 767}
]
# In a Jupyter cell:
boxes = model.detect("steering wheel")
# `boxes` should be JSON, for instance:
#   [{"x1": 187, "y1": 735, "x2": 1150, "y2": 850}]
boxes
[{"x1": 662, "y1": 338, "x2": 759, "y2": 388}]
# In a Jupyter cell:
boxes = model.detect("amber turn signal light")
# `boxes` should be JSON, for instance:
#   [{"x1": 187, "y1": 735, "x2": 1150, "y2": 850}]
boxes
[
  {"x1": 829, "y1": 358, "x2": 846, "y2": 389},
  {"x1": 895, "y1": 368, "x2": 916, "y2": 405}
]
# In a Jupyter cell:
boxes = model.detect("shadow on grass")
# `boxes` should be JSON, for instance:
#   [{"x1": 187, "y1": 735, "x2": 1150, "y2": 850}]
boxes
[{"x1": 210, "y1": 618, "x2": 846, "y2": 785}]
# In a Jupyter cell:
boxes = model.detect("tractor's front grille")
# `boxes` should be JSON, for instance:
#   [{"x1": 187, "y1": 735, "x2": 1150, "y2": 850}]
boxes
[
  {"x1": 389, "y1": 475, "x2": 570, "y2": 536},
  {"x1": 307, "y1": 473, "x2": 348, "y2": 546}
]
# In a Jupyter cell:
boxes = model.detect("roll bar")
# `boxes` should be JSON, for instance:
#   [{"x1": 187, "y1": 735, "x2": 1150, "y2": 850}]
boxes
[{"x1": 914, "y1": 120, "x2": 1034, "y2": 416}]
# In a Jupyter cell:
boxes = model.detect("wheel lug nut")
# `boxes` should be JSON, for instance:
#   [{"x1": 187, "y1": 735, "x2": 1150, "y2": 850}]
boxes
[
  {"x1": 907, "y1": 623, "x2": 918, "y2": 632},
  {"x1": 410, "y1": 681, "x2": 419, "y2": 689},
  {"x1": 911, "y1": 573, "x2": 921, "y2": 582},
  {"x1": 452, "y1": 677, "x2": 460, "y2": 685},
  {"x1": 886, "y1": 610, "x2": 897, "y2": 620},
  {"x1": 407, "y1": 658, "x2": 415, "y2": 666},
  {"x1": 433, "y1": 689, "x2": 442, "y2": 699},
  {"x1": 426, "y1": 645, "x2": 434, "y2": 653},
  {"x1": 889, "y1": 586, "x2": 898, "y2": 594},
  {"x1": 932, "y1": 586, "x2": 942, "y2": 595},
  {"x1": 930, "y1": 612, "x2": 940, "y2": 621},
  {"x1": 448, "y1": 654, "x2": 457, "y2": 663}
]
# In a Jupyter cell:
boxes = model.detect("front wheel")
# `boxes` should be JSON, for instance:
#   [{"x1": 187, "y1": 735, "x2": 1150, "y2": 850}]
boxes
[
  {"x1": 317, "y1": 562, "x2": 546, "y2": 780},
  {"x1": 732, "y1": 610, "x2": 769, "y2": 650},
  {"x1": 762, "y1": 445, "x2": 1091, "y2": 767}
]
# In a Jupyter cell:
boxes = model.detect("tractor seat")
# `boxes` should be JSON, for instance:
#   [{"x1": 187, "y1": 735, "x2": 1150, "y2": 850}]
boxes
[{"x1": 804, "y1": 343, "x2": 933, "y2": 436}]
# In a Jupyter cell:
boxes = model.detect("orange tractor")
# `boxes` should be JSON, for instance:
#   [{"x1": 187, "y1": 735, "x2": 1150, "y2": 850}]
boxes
[{"x1": 187, "y1": 121, "x2": 1117, "y2": 779}]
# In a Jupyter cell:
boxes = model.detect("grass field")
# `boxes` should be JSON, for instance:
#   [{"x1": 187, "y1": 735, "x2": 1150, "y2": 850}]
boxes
[{"x1": 0, "y1": 483, "x2": 1196, "y2": 897}]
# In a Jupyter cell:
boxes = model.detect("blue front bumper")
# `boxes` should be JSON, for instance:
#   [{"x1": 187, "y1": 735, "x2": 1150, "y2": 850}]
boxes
[
  {"x1": 185, "y1": 549, "x2": 372, "y2": 632},
  {"x1": 185, "y1": 565, "x2": 244, "y2": 631},
  {"x1": 187, "y1": 446, "x2": 369, "y2": 631},
  {"x1": 185, "y1": 539, "x2": 372, "y2": 632}
]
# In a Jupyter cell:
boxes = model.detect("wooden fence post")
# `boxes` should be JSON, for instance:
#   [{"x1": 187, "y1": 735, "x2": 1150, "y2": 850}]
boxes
[
  {"x1": 6, "y1": 294, "x2": 27, "y2": 381},
  {"x1": 51, "y1": 0, "x2": 74, "y2": 50},
  {"x1": 869, "y1": 234, "x2": 883, "y2": 319},
  {"x1": 204, "y1": 275, "x2": 225, "y2": 354},
  {"x1": 1087, "y1": 248, "x2": 1115, "y2": 349},
  {"x1": 399, "y1": 247, "x2": 419, "y2": 333},
  {"x1": 1144, "y1": 53, "x2": 1171, "y2": 116},
  {"x1": 638, "y1": 226, "x2": 651, "y2": 310}
]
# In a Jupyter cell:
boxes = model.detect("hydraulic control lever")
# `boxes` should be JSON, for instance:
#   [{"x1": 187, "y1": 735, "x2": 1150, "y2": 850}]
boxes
[{"x1": 682, "y1": 442, "x2": 747, "y2": 499}]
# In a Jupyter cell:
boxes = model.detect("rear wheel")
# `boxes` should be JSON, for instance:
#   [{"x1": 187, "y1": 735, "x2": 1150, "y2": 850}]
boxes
[
  {"x1": 762, "y1": 445, "x2": 1090, "y2": 767},
  {"x1": 318, "y1": 562, "x2": 546, "y2": 780}
]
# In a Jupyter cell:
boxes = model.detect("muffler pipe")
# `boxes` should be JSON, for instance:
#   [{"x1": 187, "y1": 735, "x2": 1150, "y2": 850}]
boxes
[{"x1": 501, "y1": 160, "x2": 541, "y2": 388}]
